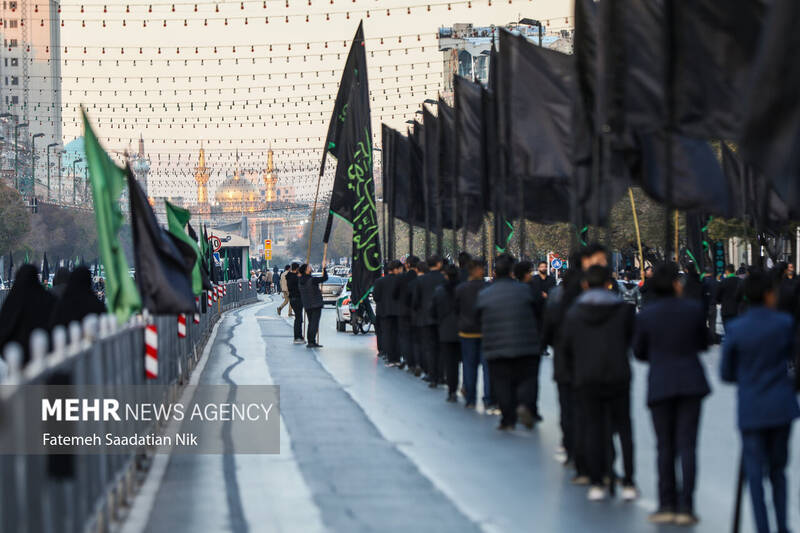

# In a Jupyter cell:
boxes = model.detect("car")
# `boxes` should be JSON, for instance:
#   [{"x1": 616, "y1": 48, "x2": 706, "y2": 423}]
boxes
[
  {"x1": 320, "y1": 275, "x2": 346, "y2": 304},
  {"x1": 335, "y1": 289, "x2": 375, "y2": 333},
  {"x1": 335, "y1": 290, "x2": 352, "y2": 331}
]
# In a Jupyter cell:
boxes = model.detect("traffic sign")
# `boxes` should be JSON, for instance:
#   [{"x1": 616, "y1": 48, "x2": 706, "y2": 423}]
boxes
[
  {"x1": 550, "y1": 258, "x2": 563, "y2": 270},
  {"x1": 209, "y1": 235, "x2": 222, "y2": 253},
  {"x1": 265, "y1": 249, "x2": 272, "y2": 260}
]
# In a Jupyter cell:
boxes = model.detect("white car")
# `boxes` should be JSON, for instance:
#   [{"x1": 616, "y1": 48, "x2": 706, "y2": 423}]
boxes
[{"x1": 335, "y1": 289, "x2": 375, "y2": 333}]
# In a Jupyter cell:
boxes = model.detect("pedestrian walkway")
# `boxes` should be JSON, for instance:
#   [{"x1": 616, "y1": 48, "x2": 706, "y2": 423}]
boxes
[{"x1": 123, "y1": 297, "x2": 800, "y2": 533}]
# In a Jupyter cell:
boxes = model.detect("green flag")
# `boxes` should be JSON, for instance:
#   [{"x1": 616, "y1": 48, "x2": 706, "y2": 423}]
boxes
[
  {"x1": 246, "y1": 255, "x2": 252, "y2": 280},
  {"x1": 223, "y1": 251, "x2": 229, "y2": 282},
  {"x1": 24, "y1": 251, "x2": 29, "y2": 264},
  {"x1": 83, "y1": 110, "x2": 141, "y2": 323},
  {"x1": 165, "y1": 201, "x2": 203, "y2": 295}
]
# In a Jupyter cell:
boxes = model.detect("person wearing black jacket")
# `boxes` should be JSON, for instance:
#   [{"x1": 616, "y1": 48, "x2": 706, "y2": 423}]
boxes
[
  {"x1": 455, "y1": 258, "x2": 490, "y2": 410},
  {"x1": 285, "y1": 263, "x2": 304, "y2": 344},
  {"x1": 562, "y1": 265, "x2": 637, "y2": 501},
  {"x1": 392, "y1": 256, "x2": 419, "y2": 370},
  {"x1": 542, "y1": 268, "x2": 587, "y2": 477},
  {"x1": 476, "y1": 254, "x2": 540, "y2": 430},
  {"x1": 414, "y1": 255, "x2": 446, "y2": 387},
  {"x1": 701, "y1": 267, "x2": 719, "y2": 344},
  {"x1": 408, "y1": 261, "x2": 428, "y2": 375},
  {"x1": 716, "y1": 264, "x2": 742, "y2": 330},
  {"x1": 298, "y1": 264, "x2": 327, "y2": 348},
  {"x1": 531, "y1": 261, "x2": 556, "y2": 301},
  {"x1": 433, "y1": 264, "x2": 461, "y2": 402},
  {"x1": 633, "y1": 263, "x2": 709, "y2": 525},
  {"x1": 379, "y1": 261, "x2": 404, "y2": 365},
  {"x1": 372, "y1": 264, "x2": 390, "y2": 358}
]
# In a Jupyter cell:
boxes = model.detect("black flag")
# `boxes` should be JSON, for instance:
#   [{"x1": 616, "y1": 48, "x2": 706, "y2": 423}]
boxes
[
  {"x1": 453, "y1": 76, "x2": 488, "y2": 232},
  {"x1": 422, "y1": 106, "x2": 441, "y2": 231},
  {"x1": 128, "y1": 168, "x2": 196, "y2": 314},
  {"x1": 740, "y1": 0, "x2": 800, "y2": 207},
  {"x1": 41, "y1": 252, "x2": 50, "y2": 284},
  {"x1": 188, "y1": 222, "x2": 212, "y2": 291},
  {"x1": 497, "y1": 30, "x2": 573, "y2": 224},
  {"x1": 408, "y1": 122, "x2": 428, "y2": 227},
  {"x1": 721, "y1": 143, "x2": 790, "y2": 232},
  {"x1": 438, "y1": 99, "x2": 458, "y2": 230},
  {"x1": 391, "y1": 128, "x2": 412, "y2": 225},
  {"x1": 322, "y1": 21, "x2": 366, "y2": 163},
  {"x1": 325, "y1": 22, "x2": 381, "y2": 306}
]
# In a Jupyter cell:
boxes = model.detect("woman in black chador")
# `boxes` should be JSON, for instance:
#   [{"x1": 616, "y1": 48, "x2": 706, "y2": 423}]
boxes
[
  {"x1": 49, "y1": 266, "x2": 106, "y2": 330},
  {"x1": 0, "y1": 264, "x2": 56, "y2": 365}
]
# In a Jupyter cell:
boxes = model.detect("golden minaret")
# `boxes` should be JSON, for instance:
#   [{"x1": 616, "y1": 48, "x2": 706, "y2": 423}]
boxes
[
  {"x1": 263, "y1": 146, "x2": 277, "y2": 202},
  {"x1": 195, "y1": 144, "x2": 210, "y2": 204}
]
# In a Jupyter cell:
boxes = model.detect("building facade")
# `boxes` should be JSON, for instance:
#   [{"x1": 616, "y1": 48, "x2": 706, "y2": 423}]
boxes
[{"x1": 0, "y1": 0, "x2": 63, "y2": 196}]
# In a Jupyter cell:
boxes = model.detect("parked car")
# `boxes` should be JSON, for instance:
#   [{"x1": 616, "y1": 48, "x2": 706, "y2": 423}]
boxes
[{"x1": 320, "y1": 275, "x2": 346, "y2": 304}]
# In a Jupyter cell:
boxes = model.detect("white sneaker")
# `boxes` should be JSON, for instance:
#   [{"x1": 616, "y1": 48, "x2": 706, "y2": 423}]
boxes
[
  {"x1": 621, "y1": 485, "x2": 638, "y2": 501},
  {"x1": 587, "y1": 486, "x2": 606, "y2": 501}
]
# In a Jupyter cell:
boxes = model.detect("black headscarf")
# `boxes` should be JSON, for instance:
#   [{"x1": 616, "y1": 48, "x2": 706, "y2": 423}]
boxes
[
  {"x1": 0, "y1": 264, "x2": 57, "y2": 365},
  {"x1": 49, "y1": 266, "x2": 106, "y2": 330}
]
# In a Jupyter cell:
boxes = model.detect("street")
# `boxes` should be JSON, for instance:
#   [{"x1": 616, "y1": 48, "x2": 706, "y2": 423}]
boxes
[{"x1": 120, "y1": 296, "x2": 800, "y2": 533}]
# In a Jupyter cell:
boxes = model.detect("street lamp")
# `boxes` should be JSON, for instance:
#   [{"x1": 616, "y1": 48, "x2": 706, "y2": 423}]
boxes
[
  {"x1": 57, "y1": 150, "x2": 66, "y2": 203},
  {"x1": 518, "y1": 18, "x2": 543, "y2": 47},
  {"x1": 72, "y1": 158, "x2": 83, "y2": 204},
  {"x1": 30, "y1": 133, "x2": 44, "y2": 196},
  {"x1": 46, "y1": 143, "x2": 58, "y2": 201},
  {"x1": 14, "y1": 122, "x2": 28, "y2": 191}
]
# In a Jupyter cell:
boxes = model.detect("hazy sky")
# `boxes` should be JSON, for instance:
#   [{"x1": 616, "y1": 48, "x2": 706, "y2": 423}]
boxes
[{"x1": 53, "y1": 0, "x2": 572, "y2": 199}]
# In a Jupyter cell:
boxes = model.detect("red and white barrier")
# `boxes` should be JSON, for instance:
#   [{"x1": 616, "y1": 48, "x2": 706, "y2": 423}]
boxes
[
  {"x1": 145, "y1": 324, "x2": 158, "y2": 379},
  {"x1": 193, "y1": 297, "x2": 200, "y2": 324},
  {"x1": 223, "y1": 284, "x2": 227, "y2": 296},
  {"x1": 212, "y1": 284, "x2": 218, "y2": 302},
  {"x1": 248, "y1": 280, "x2": 252, "y2": 289},
  {"x1": 207, "y1": 288, "x2": 213, "y2": 307},
  {"x1": 239, "y1": 281, "x2": 242, "y2": 292},
  {"x1": 177, "y1": 314, "x2": 187, "y2": 338}
]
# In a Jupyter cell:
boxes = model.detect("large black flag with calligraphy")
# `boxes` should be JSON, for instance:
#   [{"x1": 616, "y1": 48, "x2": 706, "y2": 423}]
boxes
[
  {"x1": 321, "y1": 21, "x2": 366, "y2": 167},
  {"x1": 325, "y1": 24, "x2": 381, "y2": 306},
  {"x1": 437, "y1": 99, "x2": 458, "y2": 230},
  {"x1": 422, "y1": 107, "x2": 440, "y2": 231}
]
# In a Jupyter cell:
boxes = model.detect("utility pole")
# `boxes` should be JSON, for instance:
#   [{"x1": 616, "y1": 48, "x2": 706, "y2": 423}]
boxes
[
  {"x1": 58, "y1": 150, "x2": 65, "y2": 203},
  {"x1": 30, "y1": 132, "x2": 44, "y2": 196},
  {"x1": 46, "y1": 143, "x2": 58, "y2": 201},
  {"x1": 14, "y1": 122, "x2": 28, "y2": 192},
  {"x1": 72, "y1": 158, "x2": 82, "y2": 204}
]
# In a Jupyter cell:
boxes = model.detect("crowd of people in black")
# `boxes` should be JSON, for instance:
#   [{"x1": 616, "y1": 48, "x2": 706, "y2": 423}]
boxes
[
  {"x1": 275, "y1": 262, "x2": 327, "y2": 349},
  {"x1": 0, "y1": 265, "x2": 107, "y2": 366},
  {"x1": 370, "y1": 244, "x2": 800, "y2": 531}
]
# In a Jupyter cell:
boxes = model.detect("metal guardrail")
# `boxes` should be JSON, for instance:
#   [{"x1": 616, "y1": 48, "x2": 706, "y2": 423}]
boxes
[{"x1": 0, "y1": 281, "x2": 258, "y2": 533}]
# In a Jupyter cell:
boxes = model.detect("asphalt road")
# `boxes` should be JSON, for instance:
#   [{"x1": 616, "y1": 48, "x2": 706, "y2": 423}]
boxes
[{"x1": 129, "y1": 296, "x2": 800, "y2": 533}]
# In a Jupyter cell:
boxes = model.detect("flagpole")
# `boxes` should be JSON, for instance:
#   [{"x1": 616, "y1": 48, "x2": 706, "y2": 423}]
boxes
[
  {"x1": 306, "y1": 160, "x2": 326, "y2": 264},
  {"x1": 628, "y1": 188, "x2": 646, "y2": 275},
  {"x1": 674, "y1": 210, "x2": 680, "y2": 263}
]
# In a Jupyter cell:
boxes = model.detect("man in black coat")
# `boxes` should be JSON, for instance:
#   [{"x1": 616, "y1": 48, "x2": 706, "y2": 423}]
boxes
[
  {"x1": 379, "y1": 261, "x2": 404, "y2": 365},
  {"x1": 455, "y1": 258, "x2": 492, "y2": 410},
  {"x1": 716, "y1": 264, "x2": 742, "y2": 332},
  {"x1": 298, "y1": 264, "x2": 327, "y2": 348},
  {"x1": 562, "y1": 265, "x2": 637, "y2": 501},
  {"x1": 433, "y1": 264, "x2": 462, "y2": 402},
  {"x1": 392, "y1": 256, "x2": 420, "y2": 370},
  {"x1": 285, "y1": 263, "x2": 304, "y2": 343},
  {"x1": 371, "y1": 264, "x2": 390, "y2": 358},
  {"x1": 475, "y1": 254, "x2": 540, "y2": 430},
  {"x1": 531, "y1": 260, "x2": 556, "y2": 301},
  {"x1": 408, "y1": 261, "x2": 428, "y2": 375},
  {"x1": 414, "y1": 255, "x2": 446, "y2": 386}
]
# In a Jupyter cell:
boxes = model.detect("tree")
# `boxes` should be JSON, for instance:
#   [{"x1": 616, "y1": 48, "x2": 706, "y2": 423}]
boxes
[{"x1": 0, "y1": 182, "x2": 31, "y2": 257}]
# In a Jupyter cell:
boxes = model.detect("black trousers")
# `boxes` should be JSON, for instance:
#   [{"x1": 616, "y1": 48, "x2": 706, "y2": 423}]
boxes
[
  {"x1": 412, "y1": 325, "x2": 425, "y2": 370},
  {"x1": 290, "y1": 297, "x2": 304, "y2": 340},
  {"x1": 488, "y1": 356, "x2": 538, "y2": 427},
  {"x1": 422, "y1": 325, "x2": 440, "y2": 382},
  {"x1": 375, "y1": 315, "x2": 385, "y2": 354},
  {"x1": 557, "y1": 383, "x2": 574, "y2": 457},
  {"x1": 384, "y1": 316, "x2": 399, "y2": 363},
  {"x1": 579, "y1": 385, "x2": 635, "y2": 486},
  {"x1": 570, "y1": 385, "x2": 589, "y2": 477},
  {"x1": 650, "y1": 395, "x2": 703, "y2": 513},
  {"x1": 530, "y1": 354, "x2": 542, "y2": 416},
  {"x1": 306, "y1": 307, "x2": 322, "y2": 344},
  {"x1": 398, "y1": 316, "x2": 412, "y2": 364},
  {"x1": 440, "y1": 341, "x2": 461, "y2": 395}
]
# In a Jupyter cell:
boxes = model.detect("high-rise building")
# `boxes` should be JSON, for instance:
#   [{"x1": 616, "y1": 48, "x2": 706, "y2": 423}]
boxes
[{"x1": 0, "y1": 0, "x2": 63, "y2": 196}]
